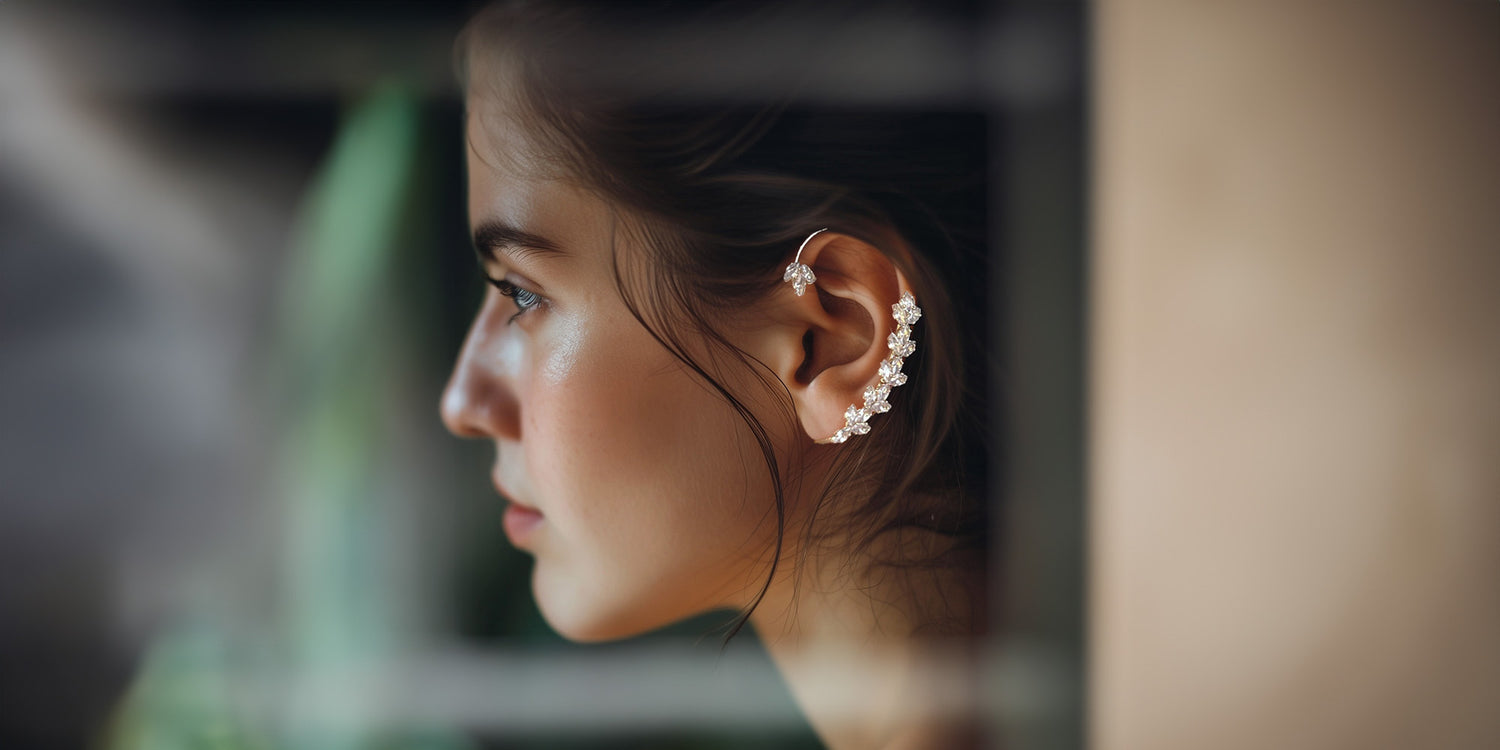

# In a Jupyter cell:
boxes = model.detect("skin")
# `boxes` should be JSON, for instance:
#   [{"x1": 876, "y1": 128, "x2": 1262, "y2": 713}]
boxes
[
  {"x1": 443, "y1": 88, "x2": 985, "y2": 748},
  {"x1": 442, "y1": 99, "x2": 791, "y2": 641}
]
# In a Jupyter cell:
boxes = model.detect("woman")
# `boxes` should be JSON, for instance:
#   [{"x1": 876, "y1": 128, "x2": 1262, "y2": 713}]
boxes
[{"x1": 441, "y1": 2, "x2": 993, "y2": 747}]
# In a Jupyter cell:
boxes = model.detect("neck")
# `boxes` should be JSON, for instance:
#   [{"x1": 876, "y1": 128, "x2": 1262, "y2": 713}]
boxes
[{"x1": 748, "y1": 525, "x2": 987, "y2": 750}]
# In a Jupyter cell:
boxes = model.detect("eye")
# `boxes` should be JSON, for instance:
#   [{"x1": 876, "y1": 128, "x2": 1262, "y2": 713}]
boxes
[{"x1": 488, "y1": 277, "x2": 546, "y2": 323}]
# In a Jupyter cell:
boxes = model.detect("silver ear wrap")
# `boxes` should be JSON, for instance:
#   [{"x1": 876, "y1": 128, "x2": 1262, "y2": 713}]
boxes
[
  {"x1": 814, "y1": 290, "x2": 922, "y2": 444},
  {"x1": 781, "y1": 228, "x2": 923, "y2": 444},
  {"x1": 782, "y1": 228, "x2": 826, "y2": 297}
]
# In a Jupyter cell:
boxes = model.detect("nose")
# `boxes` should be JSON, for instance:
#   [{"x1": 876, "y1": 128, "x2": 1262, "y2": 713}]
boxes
[{"x1": 441, "y1": 297, "x2": 521, "y2": 440}]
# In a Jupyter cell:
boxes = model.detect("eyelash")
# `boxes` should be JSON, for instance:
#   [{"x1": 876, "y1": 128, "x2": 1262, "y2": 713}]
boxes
[{"x1": 488, "y1": 277, "x2": 545, "y2": 323}]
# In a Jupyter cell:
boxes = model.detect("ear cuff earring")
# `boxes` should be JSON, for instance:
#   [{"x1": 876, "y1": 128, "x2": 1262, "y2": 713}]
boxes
[
  {"x1": 782, "y1": 228, "x2": 825, "y2": 296},
  {"x1": 782, "y1": 228, "x2": 923, "y2": 444}
]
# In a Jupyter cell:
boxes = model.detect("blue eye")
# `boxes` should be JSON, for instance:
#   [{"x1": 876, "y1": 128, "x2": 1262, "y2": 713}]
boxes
[{"x1": 488, "y1": 277, "x2": 544, "y2": 323}]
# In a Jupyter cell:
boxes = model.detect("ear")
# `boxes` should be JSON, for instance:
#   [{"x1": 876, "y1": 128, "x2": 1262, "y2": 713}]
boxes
[{"x1": 750, "y1": 230, "x2": 916, "y2": 444}]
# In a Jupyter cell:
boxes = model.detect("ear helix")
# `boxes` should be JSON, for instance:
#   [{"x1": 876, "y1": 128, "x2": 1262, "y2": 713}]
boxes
[{"x1": 781, "y1": 228, "x2": 923, "y2": 445}]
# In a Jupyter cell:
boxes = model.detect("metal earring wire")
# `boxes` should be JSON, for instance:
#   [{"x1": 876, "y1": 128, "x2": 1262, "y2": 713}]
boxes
[
  {"x1": 780, "y1": 229, "x2": 923, "y2": 445},
  {"x1": 782, "y1": 228, "x2": 826, "y2": 297}
]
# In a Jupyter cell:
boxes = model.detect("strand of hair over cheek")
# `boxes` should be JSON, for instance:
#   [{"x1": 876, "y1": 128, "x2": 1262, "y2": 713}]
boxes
[{"x1": 605, "y1": 236, "x2": 789, "y2": 644}]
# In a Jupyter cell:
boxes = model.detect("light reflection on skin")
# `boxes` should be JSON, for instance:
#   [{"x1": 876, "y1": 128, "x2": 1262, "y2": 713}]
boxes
[{"x1": 541, "y1": 312, "x2": 582, "y2": 383}]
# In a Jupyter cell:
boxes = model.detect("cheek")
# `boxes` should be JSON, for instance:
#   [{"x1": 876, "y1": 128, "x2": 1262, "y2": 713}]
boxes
[
  {"x1": 528, "y1": 332, "x2": 751, "y2": 524},
  {"x1": 521, "y1": 323, "x2": 775, "y2": 600}
]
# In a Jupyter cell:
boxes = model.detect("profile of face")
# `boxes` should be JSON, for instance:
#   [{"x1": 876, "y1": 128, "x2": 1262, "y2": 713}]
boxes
[{"x1": 441, "y1": 92, "x2": 794, "y2": 642}]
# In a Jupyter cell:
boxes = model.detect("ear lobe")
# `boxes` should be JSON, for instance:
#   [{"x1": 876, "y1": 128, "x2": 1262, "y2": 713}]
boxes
[{"x1": 762, "y1": 231, "x2": 915, "y2": 444}]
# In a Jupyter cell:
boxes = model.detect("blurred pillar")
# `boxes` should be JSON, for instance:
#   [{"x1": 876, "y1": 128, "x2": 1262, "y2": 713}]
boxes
[{"x1": 1093, "y1": 3, "x2": 1500, "y2": 749}]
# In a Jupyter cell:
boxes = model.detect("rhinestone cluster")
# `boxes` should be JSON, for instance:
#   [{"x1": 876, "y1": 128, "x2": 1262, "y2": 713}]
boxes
[
  {"x1": 783, "y1": 262, "x2": 817, "y2": 297},
  {"x1": 825, "y1": 291, "x2": 922, "y2": 444}
]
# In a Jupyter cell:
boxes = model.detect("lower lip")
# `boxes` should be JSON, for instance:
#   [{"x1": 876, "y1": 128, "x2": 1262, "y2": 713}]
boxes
[{"x1": 502, "y1": 503, "x2": 544, "y2": 546}]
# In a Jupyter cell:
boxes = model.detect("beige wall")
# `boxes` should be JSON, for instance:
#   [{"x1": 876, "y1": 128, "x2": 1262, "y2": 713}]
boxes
[{"x1": 1093, "y1": 3, "x2": 1500, "y2": 749}]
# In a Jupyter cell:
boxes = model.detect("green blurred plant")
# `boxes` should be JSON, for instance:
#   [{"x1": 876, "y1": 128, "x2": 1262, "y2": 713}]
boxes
[{"x1": 109, "y1": 86, "x2": 470, "y2": 750}]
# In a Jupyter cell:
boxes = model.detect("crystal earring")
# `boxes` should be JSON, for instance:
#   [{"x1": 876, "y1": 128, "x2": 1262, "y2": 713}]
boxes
[
  {"x1": 780, "y1": 228, "x2": 922, "y2": 444},
  {"x1": 782, "y1": 228, "x2": 826, "y2": 297},
  {"x1": 815, "y1": 291, "x2": 922, "y2": 444}
]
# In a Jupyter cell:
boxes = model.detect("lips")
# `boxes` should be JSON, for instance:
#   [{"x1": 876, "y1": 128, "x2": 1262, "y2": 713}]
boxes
[
  {"x1": 493, "y1": 473, "x2": 544, "y2": 547},
  {"x1": 502, "y1": 503, "x2": 544, "y2": 546}
]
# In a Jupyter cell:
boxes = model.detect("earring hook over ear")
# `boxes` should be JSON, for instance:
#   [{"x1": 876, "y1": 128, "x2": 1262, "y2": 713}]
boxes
[
  {"x1": 780, "y1": 227, "x2": 922, "y2": 444},
  {"x1": 782, "y1": 228, "x2": 828, "y2": 297}
]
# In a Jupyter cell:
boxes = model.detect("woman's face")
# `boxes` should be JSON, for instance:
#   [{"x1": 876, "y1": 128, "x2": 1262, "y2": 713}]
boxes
[{"x1": 442, "y1": 95, "x2": 787, "y2": 641}]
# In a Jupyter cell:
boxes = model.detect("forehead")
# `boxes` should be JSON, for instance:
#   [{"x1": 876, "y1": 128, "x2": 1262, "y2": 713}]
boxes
[
  {"x1": 464, "y1": 91, "x2": 631, "y2": 281},
  {"x1": 465, "y1": 85, "x2": 560, "y2": 182},
  {"x1": 462, "y1": 79, "x2": 668, "y2": 308}
]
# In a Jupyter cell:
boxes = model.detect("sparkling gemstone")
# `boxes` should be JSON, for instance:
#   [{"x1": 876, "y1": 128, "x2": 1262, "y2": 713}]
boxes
[
  {"x1": 863, "y1": 384, "x2": 890, "y2": 403},
  {"x1": 879, "y1": 358, "x2": 903, "y2": 380},
  {"x1": 870, "y1": 399, "x2": 891, "y2": 413},
  {"x1": 850, "y1": 421, "x2": 871, "y2": 435},
  {"x1": 831, "y1": 430, "x2": 849, "y2": 443},
  {"x1": 893, "y1": 339, "x2": 915, "y2": 358},
  {"x1": 887, "y1": 329, "x2": 909, "y2": 349},
  {"x1": 785, "y1": 263, "x2": 816, "y2": 296},
  {"x1": 888, "y1": 372, "x2": 907, "y2": 386},
  {"x1": 892, "y1": 294, "x2": 922, "y2": 325}
]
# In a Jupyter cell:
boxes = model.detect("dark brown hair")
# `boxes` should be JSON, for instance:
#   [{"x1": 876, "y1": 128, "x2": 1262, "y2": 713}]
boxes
[{"x1": 459, "y1": 0, "x2": 992, "y2": 639}]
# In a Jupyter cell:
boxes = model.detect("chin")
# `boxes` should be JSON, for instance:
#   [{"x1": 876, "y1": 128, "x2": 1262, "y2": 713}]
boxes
[{"x1": 531, "y1": 566, "x2": 676, "y2": 643}]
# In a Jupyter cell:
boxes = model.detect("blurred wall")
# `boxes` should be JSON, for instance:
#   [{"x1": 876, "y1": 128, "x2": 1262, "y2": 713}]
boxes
[{"x1": 1093, "y1": 3, "x2": 1500, "y2": 749}]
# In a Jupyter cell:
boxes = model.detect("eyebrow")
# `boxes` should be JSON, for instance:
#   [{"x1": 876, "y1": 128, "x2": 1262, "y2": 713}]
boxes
[{"x1": 471, "y1": 219, "x2": 568, "y2": 265}]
